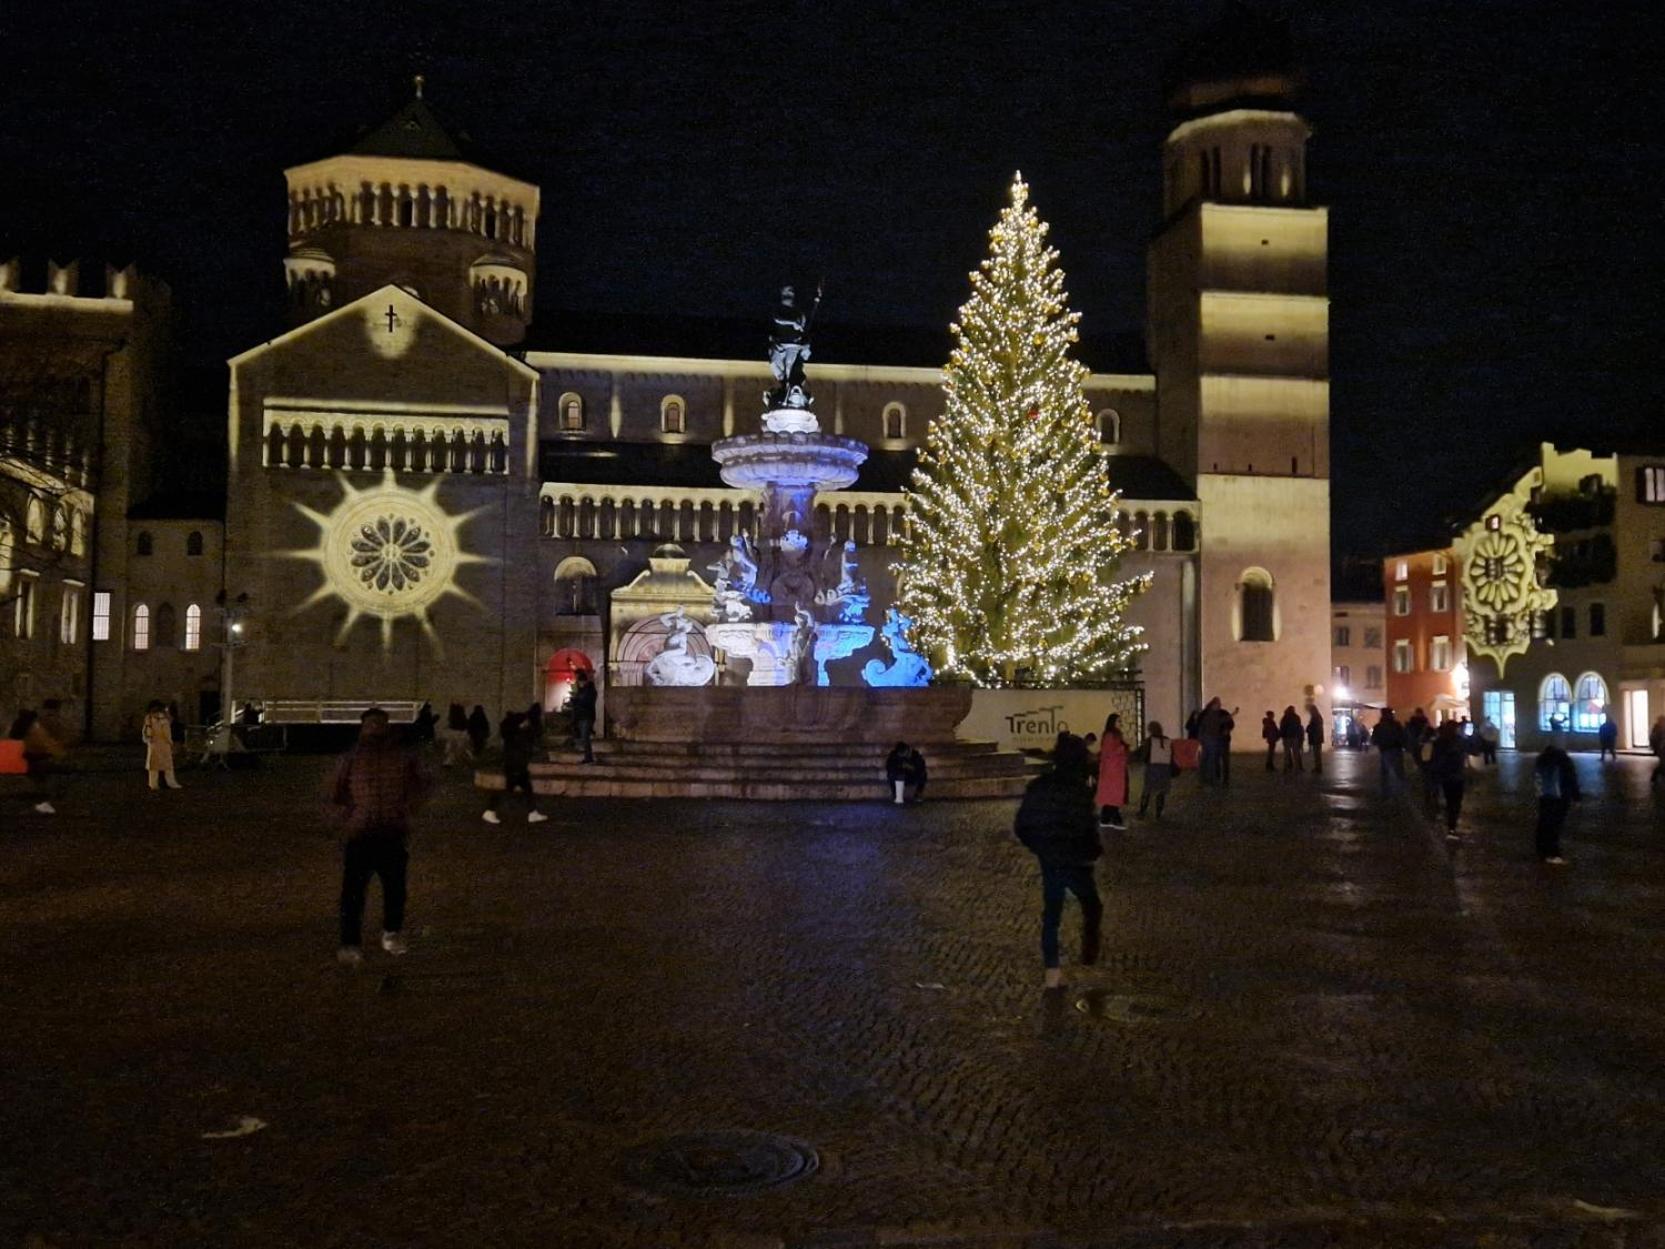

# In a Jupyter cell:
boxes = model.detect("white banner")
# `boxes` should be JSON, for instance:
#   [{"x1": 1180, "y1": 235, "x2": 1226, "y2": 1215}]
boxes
[{"x1": 958, "y1": 689, "x2": 1141, "y2": 753}]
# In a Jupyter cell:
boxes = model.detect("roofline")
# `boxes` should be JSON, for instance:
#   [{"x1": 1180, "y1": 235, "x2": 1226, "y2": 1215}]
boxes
[
  {"x1": 228, "y1": 284, "x2": 540, "y2": 383},
  {"x1": 522, "y1": 349, "x2": 1154, "y2": 390},
  {"x1": 1166, "y1": 108, "x2": 1312, "y2": 146}
]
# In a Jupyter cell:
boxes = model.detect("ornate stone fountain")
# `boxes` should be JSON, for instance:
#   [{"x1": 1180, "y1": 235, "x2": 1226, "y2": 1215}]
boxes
[{"x1": 697, "y1": 283, "x2": 876, "y2": 686}]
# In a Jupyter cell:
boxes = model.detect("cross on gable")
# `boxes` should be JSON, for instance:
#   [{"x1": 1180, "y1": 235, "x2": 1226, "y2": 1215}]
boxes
[{"x1": 385, "y1": 305, "x2": 399, "y2": 333}]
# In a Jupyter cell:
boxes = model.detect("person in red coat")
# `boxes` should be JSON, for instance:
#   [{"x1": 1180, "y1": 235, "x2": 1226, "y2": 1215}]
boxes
[{"x1": 1096, "y1": 712, "x2": 1130, "y2": 830}]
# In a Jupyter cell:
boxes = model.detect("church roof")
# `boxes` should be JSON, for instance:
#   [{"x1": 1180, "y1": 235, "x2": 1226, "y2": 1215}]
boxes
[{"x1": 348, "y1": 97, "x2": 469, "y2": 162}]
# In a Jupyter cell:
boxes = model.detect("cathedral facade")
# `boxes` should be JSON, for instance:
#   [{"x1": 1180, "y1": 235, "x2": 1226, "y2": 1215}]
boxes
[{"x1": 6, "y1": 16, "x2": 1332, "y2": 745}]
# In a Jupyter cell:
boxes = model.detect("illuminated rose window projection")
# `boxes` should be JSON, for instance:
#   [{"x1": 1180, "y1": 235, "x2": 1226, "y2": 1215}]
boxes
[{"x1": 285, "y1": 470, "x2": 490, "y2": 648}]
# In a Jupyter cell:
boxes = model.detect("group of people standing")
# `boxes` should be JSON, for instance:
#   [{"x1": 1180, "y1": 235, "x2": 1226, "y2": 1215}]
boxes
[{"x1": 1259, "y1": 705, "x2": 1328, "y2": 775}]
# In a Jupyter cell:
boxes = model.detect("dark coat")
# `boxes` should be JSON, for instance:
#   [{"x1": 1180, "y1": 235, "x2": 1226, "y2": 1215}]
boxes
[
  {"x1": 1428, "y1": 735, "x2": 1468, "y2": 784},
  {"x1": 885, "y1": 746, "x2": 909, "y2": 783},
  {"x1": 1015, "y1": 768, "x2": 1102, "y2": 868},
  {"x1": 1279, "y1": 711, "x2": 1303, "y2": 743},
  {"x1": 1372, "y1": 719, "x2": 1407, "y2": 751},
  {"x1": 1534, "y1": 747, "x2": 1582, "y2": 802},
  {"x1": 569, "y1": 682, "x2": 598, "y2": 722}
]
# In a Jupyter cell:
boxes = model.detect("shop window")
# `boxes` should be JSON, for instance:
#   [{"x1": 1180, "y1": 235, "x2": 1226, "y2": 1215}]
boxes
[
  {"x1": 1538, "y1": 673, "x2": 1571, "y2": 732},
  {"x1": 1572, "y1": 672, "x2": 1608, "y2": 733}
]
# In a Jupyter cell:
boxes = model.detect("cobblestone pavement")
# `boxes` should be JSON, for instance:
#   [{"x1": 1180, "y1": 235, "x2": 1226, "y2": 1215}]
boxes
[{"x1": 5, "y1": 747, "x2": 1665, "y2": 1249}]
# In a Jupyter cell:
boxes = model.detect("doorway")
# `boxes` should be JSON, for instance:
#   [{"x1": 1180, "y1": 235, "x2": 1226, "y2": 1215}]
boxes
[
  {"x1": 1627, "y1": 688, "x2": 1650, "y2": 749},
  {"x1": 1483, "y1": 690, "x2": 1516, "y2": 749}
]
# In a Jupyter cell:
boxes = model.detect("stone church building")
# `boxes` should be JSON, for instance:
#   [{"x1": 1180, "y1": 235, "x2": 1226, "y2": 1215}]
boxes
[{"x1": 5, "y1": 11, "x2": 1331, "y2": 743}]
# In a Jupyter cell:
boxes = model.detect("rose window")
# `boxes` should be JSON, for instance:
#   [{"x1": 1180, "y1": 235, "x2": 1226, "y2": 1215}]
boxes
[{"x1": 350, "y1": 516, "x2": 433, "y2": 594}]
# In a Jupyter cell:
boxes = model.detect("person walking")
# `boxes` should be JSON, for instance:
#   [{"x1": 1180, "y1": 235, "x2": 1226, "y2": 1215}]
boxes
[
  {"x1": 483, "y1": 711, "x2": 548, "y2": 825},
  {"x1": 1478, "y1": 716, "x2": 1501, "y2": 765},
  {"x1": 1306, "y1": 706, "x2": 1326, "y2": 775},
  {"x1": 1096, "y1": 713, "x2": 1130, "y2": 830},
  {"x1": 1014, "y1": 733, "x2": 1103, "y2": 991},
  {"x1": 1597, "y1": 712, "x2": 1618, "y2": 763},
  {"x1": 1533, "y1": 732, "x2": 1581, "y2": 865},
  {"x1": 331, "y1": 708, "x2": 428, "y2": 966},
  {"x1": 1136, "y1": 721, "x2": 1174, "y2": 819},
  {"x1": 1371, "y1": 708, "x2": 1407, "y2": 797},
  {"x1": 1218, "y1": 705, "x2": 1237, "y2": 784},
  {"x1": 142, "y1": 700, "x2": 181, "y2": 792},
  {"x1": 1650, "y1": 714, "x2": 1665, "y2": 787},
  {"x1": 568, "y1": 669, "x2": 598, "y2": 764},
  {"x1": 1427, "y1": 719, "x2": 1469, "y2": 840},
  {"x1": 465, "y1": 704, "x2": 490, "y2": 758},
  {"x1": 9, "y1": 707, "x2": 66, "y2": 815},
  {"x1": 1260, "y1": 711, "x2": 1280, "y2": 772},
  {"x1": 1279, "y1": 705, "x2": 1305, "y2": 773}
]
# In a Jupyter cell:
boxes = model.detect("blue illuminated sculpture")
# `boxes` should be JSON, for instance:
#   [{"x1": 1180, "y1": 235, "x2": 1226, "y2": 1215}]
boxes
[{"x1": 862, "y1": 610, "x2": 932, "y2": 688}]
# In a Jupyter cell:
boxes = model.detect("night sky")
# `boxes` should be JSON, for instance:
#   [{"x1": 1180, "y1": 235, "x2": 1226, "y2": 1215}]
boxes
[{"x1": 3, "y1": 0, "x2": 1661, "y2": 563}]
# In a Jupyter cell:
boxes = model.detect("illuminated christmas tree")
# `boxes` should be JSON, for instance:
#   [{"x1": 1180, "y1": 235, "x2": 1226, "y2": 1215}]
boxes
[{"x1": 898, "y1": 174, "x2": 1148, "y2": 688}]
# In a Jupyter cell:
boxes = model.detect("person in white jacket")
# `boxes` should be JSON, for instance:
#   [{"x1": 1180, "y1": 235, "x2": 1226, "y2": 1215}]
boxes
[{"x1": 142, "y1": 700, "x2": 181, "y2": 791}]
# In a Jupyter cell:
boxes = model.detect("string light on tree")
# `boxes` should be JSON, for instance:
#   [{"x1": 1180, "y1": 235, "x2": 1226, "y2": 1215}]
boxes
[{"x1": 896, "y1": 173, "x2": 1149, "y2": 687}]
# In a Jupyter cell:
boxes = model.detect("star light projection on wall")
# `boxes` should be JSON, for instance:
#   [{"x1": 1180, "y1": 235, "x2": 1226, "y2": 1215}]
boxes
[{"x1": 281, "y1": 470, "x2": 490, "y2": 650}]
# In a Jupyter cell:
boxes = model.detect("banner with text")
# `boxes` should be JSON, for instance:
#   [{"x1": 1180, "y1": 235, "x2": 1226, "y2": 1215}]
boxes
[{"x1": 959, "y1": 688, "x2": 1145, "y2": 753}]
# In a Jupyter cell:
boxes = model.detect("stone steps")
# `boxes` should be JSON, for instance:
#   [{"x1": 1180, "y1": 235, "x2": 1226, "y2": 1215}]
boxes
[
  {"x1": 475, "y1": 738, "x2": 1041, "y2": 802},
  {"x1": 478, "y1": 769, "x2": 1034, "y2": 802}
]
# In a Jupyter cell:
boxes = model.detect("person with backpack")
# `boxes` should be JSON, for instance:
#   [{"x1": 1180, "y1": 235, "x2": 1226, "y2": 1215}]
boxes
[
  {"x1": 1136, "y1": 721, "x2": 1174, "y2": 820},
  {"x1": 1015, "y1": 733, "x2": 1103, "y2": 991},
  {"x1": 1427, "y1": 719, "x2": 1470, "y2": 840},
  {"x1": 1533, "y1": 733, "x2": 1581, "y2": 865}
]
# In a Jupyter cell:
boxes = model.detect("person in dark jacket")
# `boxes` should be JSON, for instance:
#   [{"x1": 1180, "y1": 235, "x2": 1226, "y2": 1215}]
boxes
[
  {"x1": 568, "y1": 670, "x2": 599, "y2": 764},
  {"x1": 1015, "y1": 733, "x2": 1104, "y2": 991},
  {"x1": 1306, "y1": 706, "x2": 1326, "y2": 773},
  {"x1": 1260, "y1": 711, "x2": 1280, "y2": 771},
  {"x1": 412, "y1": 701, "x2": 438, "y2": 744},
  {"x1": 1371, "y1": 709, "x2": 1407, "y2": 796},
  {"x1": 1279, "y1": 706, "x2": 1304, "y2": 772},
  {"x1": 484, "y1": 712, "x2": 548, "y2": 825},
  {"x1": 466, "y1": 705, "x2": 491, "y2": 757},
  {"x1": 1534, "y1": 735, "x2": 1581, "y2": 864},
  {"x1": 1427, "y1": 719, "x2": 1469, "y2": 838},
  {"x1": 1597, "y1": 712, "x2": 1618, "y2": 763},
  {"x1": 331, "y1": 708, "x2": 429, "y2": 967}
]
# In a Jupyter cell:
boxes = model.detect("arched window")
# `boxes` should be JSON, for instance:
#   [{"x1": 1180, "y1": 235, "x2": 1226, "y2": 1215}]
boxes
[
  {"x1": 1538, "y1": 673, "x2": 1571, "y2": 732},
  {"x1": 559, "y1": 392, "x2": 585, "y2": 432},
  {"x1": 883, "y1": 402, "x2": 907, "y2": 440},
  {"x1": 26, "y1": 496, "x2": 46, "y2": 544},
  {"x1": 1172, "y1": 510, "x2": 1196, "y2": 552},
  {"x1": 132, "y1": 603, "x2": 150, "y2": 651},
  {"x1": 661, "y1": 395, "x2": 686, "y2": 436},
  {"x1": 1572, "y1": 672, "x2": 1608, "y2": 734},
  {"x1": 154, "y1": 602, "x2": 177, "y2": 648},
  {"x1": 552, "y1": 556, "x2": 599, "y2": 616},
  {"x1": 135, "y1": 530, "x2": 153, "y2": 557},
  {"x1": 1098, "y1": 408, "x2": 1121, "y2": 444},
  {"x1": 1238, "y1": 568, "x2": 1276, "y2": 642},
  {"x1": 187, "y1": 530, "x2": 204, "y2": 557},
  {"x1": 184, "y1": 604, "x2": 202, "y2": 651}
]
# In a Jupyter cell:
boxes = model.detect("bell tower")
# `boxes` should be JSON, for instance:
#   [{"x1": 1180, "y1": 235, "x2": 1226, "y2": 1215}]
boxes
[
  {"x1": 1147, "y1": 3, "x2": 1332, "y2": 717},
  {"x1": 280, "y1": 79, "x2": 540, "y2": 346}
]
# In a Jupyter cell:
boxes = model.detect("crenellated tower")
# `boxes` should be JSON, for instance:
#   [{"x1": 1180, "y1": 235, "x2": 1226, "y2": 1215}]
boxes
[
  {"x1": 1147, "y1": 3, "x2": 1332, "y2": 718},
  {"x1": 280, "y1": 79, "x2": 540, "y2": 346}
]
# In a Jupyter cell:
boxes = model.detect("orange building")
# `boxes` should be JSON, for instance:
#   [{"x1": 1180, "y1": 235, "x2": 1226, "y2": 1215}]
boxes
[{"x1": 1383, "y1": 547, "x2": 1467, "y2": 721}]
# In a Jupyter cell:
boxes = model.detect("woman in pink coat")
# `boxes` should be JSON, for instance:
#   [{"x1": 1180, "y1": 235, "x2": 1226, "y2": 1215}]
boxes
[{"x1": 1096, "y1": 713, "x2": 1130, "y2": 830}]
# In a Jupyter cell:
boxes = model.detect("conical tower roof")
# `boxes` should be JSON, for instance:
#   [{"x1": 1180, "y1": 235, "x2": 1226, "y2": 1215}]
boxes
[{"x1": 348, "y1": 82, "x2": 469, "y2": 161}]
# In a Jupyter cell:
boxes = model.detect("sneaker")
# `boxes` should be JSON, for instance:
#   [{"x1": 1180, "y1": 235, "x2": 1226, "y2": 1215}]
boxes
[
  {"x1": 482, "y1": 810, "x2": 501, "y2": 825},
  {"x1": 1107, "y1": 820, "x2": 1127, "y2": 831},
  {"x1": 1543, "y1": 856, "x2": 1570, "y2": 866},
  {"x1": 1445, "y1": 831, "x2": 1460, "y2": 842},
  {"x1": 380, "y1": 932, "x2": 408, "y2": 956},
  {"x1": 336, "y1": 946, "x2": 363, "y2": 967},
  {"x1": 527, "y1": 811, "x2": 549, "y2": 824},
  {"x1": 33, "y1": 801, "x2": 55, "y2": 815}
]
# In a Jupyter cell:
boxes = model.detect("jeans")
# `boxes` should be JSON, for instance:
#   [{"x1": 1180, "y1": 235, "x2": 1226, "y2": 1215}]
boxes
[
  {"x1": 1200, "y1": 740, "x2": 1222, "y2": 786},
  {"x1": 1441, "y1": 779, "x2": 1465, "y2": 830},
  {"x1": 1039, "y1": 864, "x2": 1102, "y2": 970},
  {"x1": 1535, "y1": 797, "x2": 1570, "y2": 859},
  {"x1": 340, "y1": 834, "x2": 408, "y2": 947},
  {"x1": 488, "y1": 767, "x2": 538, "y2": 813},
  {"x1": 574, "y1": 717, "x2": 595, "y2": 762},
  {"x1": 1379, "y1": 749, "x2": 1405, "y2": 795}
]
